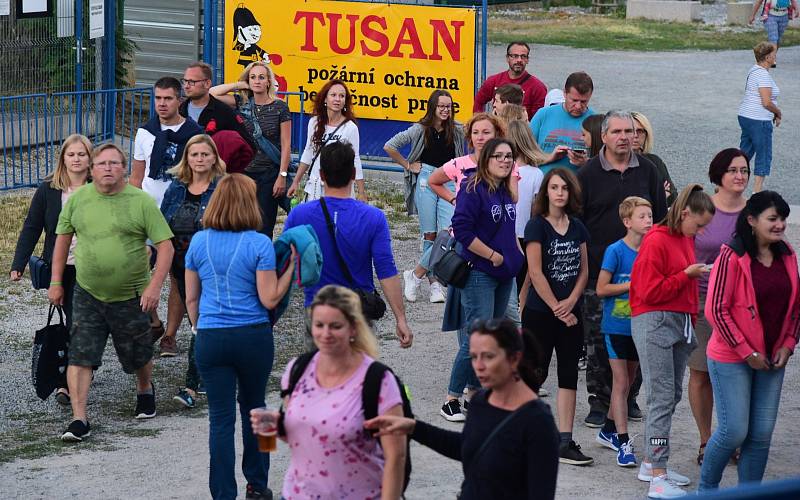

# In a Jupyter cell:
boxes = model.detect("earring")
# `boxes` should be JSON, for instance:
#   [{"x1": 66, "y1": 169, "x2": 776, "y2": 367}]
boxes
[{"x1": 349, "y1": 337, "x2": 355, "y2": 343}]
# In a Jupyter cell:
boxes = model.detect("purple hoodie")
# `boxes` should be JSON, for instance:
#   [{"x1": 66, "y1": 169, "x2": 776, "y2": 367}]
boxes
[{"x1": 451, "y1": 180, "x2": 523, "y2": 280}]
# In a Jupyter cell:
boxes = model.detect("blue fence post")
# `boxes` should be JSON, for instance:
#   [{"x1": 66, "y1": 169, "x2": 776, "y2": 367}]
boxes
[
  {"x1": 103, "y1": 0, "x2": 117, "y2": 141},
  {"x1": 75, "y1": 0, "x2": 84, "y2": 133},
  {"x1": 202, "y1": 0, "x2": 217, "y2": 83},
  {"x1": 481, "y1": 0, "x2": 488, "y2": 84}
]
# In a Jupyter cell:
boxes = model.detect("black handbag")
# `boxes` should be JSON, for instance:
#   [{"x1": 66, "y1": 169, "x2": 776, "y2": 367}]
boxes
[
  {"x1": 28, "y1": 255, "x2": 51, "y2": 290},
  {"x1": 319, "y1": 197, "x2": 387, "y2": 321},
  {"x1": 431, "y1": 237, "x2": 472, "y2": 289},
  {"x1": 31, "y1": 305, "x2": 70, "y2": 400}
]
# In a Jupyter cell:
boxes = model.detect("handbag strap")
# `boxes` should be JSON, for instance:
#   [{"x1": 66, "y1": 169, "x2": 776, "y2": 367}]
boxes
[
  {"x1": 307, "y1": 120, "x2": 348, "y2": 171},
  {"x1": 319, "y1": 197, "x2": 357, "y2": 288},
  {"x1": 244, "y1": 98, "x2": 283, "y2": 165},
  {"x1": 464, "y1": 395, "x2": 536, "y2": 478},
  {"x1": 47, "y1": 304, "x2": 64, "y2": 326}
]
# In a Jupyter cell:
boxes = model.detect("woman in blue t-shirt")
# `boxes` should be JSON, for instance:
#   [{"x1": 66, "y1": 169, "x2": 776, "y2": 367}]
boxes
[
  {"x1": 185, "y1": 174, "x2": 295, "y2": 500},
  {"x1": 522, "y1": 167, "x2": 592, "y2": 467}
]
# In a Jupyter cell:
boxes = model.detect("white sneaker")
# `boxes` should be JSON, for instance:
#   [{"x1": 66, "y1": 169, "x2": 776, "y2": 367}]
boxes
[
  {"x1": 403, "y1": 270, "x2": 421, "y2": 302},
  {"x1": 648, "y1": 474, "x2": 687, "y2": 499},
  {"x1": 429, "y1": 281, "x2": 446, "y2": 303},
  {"x1": 638, "y1": 462, "x2": 691, "y2": 486}
]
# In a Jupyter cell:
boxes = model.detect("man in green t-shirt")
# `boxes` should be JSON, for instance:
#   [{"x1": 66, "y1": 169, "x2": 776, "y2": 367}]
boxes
[{"x1": 48, "y1": 144, "x2": 174, "y2": 442}]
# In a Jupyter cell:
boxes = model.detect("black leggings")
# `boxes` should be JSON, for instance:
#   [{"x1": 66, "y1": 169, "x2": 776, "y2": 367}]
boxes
[{"x1": 522, "y1": 306, "x2": 583, "y2": 390}]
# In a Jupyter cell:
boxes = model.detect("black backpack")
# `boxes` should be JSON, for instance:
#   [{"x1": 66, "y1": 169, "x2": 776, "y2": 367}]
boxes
[{"x1": 279, "y1": 351, "x2": 414, "y2": 494}]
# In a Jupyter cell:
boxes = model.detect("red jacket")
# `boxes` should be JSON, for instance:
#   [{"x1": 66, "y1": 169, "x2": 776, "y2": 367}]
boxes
[
  {"x1": 630, "y1": 225, "x2": 698, "y2": 321},
  {"x1": 472, "y1": 70, "x2": 547, "y2": 119},
  {"x1": 705, "y1": 238, "x2": 800, "y2": 362}
]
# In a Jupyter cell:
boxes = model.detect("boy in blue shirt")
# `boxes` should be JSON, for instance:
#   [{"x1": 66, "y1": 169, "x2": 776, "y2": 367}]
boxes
[{"x1": 595, "y1": 196, "x2": 653, "y2": 467}]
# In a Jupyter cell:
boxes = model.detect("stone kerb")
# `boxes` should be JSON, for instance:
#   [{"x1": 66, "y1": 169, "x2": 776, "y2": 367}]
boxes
[{"x1": 626, "y1": 0, "x2": 703, "y2": 22}]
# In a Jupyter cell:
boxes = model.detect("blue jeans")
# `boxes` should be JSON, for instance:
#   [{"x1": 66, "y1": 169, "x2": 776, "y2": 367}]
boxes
[
  {"x1": 738, "y1": 115, "x2": 773, "y2": 177},
  {"x1": 447, "y1": 270, "x2": 513, "y2": 397},
  {"x1": 195, "y1": 323, "x2": 274, "y2": 500},
  {"x1": 416, "y1": 163, "x2": 455, "y2": 271},
  {"x1": 698, "y1": 359, "x2": 785, "y2": 491}
]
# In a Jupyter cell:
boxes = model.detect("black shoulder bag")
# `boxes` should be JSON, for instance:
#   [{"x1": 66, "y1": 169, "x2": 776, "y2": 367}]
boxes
[{"x1": 319, "y1": 197, "x2": 387, "y2": 321}]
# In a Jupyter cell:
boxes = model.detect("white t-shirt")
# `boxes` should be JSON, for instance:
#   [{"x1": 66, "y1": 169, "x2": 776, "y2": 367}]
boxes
[
  {"x1": 738, "y1": 65, "x2": 779, "y2": 121},
  {"x1": 515, "y1": 164, "x2": 544, "y2": 238},
  {"x1": 299, "y1": 117, "x2": 363, "y2": 200},
  {"x1": 133, "y1": 121, "x2": 184, "y2": 207}
]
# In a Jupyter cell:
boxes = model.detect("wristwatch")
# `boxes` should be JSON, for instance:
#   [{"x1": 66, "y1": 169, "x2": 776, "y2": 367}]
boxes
[
  {"x1": 749, "y1": 352, "x2": 759, "y2": 360},
  {"x1": 279, "y1": 171, "x2": 288, "y2": 177}
]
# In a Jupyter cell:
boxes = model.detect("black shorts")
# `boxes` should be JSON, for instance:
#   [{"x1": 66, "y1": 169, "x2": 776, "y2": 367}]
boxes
[
  {"x1": 522, "y1": 307, "x2": 583, "y2": 390},
  {"x1": 604, "y1": 333, "x2": 639, "y2": 362}
]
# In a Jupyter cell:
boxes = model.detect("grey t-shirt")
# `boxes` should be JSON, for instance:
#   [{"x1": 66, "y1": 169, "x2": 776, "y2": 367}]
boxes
[
  {"x1": 187, "y1": 102, "x2": 205, "y2": 124},
  {"x1": 237, "y1": 98, "x2": 292, "y2": 173}
]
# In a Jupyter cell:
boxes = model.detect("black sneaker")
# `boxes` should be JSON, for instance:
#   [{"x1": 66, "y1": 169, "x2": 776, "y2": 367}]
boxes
[
  {"x1": 61, "y1": 419, "x2": 91, "y2": 442},
  {"x1": 559, "y1": 440, "x2": 594, "y2": 466},
  {"x1": 440, "y1": 399, "x2": 466, "y2": 422},
  {"x1": 628, "y1": 399, "x2": 643, "y2": 422},
  {"x1": 245, "y1": 484, "x2": 273, "y2": 499},
  {"x1": 463, "y1": 398, "x2": 470, "y2": 415},
  {"x1": 584, "y1": 409, "x2": 606, "y2": 428},
  {"x1": 134, "y1": 384, "x2": 157, "y2": 419}
]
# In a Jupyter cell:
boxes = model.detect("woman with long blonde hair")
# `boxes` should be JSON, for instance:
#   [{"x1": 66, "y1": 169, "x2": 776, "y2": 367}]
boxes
[
  {"x1": 210, "y1": 61, "x2": 292, "y2": 238},
  {"x1": 10, "y1": 134, "x2": 93, "y2": 405}
]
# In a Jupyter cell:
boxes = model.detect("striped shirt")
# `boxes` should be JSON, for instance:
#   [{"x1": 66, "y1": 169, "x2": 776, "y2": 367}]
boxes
[{"x1": 738, "y1": 65, "x2": 779, "y2": 121}]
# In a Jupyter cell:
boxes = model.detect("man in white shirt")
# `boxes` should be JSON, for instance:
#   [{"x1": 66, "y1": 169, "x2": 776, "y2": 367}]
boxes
[
  {"x1": 131, "y1": 76, "x2": 202, "y2": 357},
  {"x1": 131, "y1": 77, "x2": 203, "y2": 207}
]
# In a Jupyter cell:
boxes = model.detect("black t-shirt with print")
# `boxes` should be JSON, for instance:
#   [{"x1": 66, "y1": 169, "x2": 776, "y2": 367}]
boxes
[{"x1": 524, "y1": 215, "x2": 589, "y2": 313}]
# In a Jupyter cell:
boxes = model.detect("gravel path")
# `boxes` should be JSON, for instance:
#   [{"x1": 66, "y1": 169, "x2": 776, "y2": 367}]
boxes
[{"x1": 2, "y1": 44, "x2": 800, "y2": 498}]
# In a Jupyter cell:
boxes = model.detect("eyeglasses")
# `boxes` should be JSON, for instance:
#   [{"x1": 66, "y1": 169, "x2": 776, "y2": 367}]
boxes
[
  {"x1": 94, "y1": 160, "x2": 123, "y2": 168},
  {"x1": 507, "y1": 54, "x2": 529, "y2": 60},
  {"x1": 490, "y1": 153, "x2": 514, "y2": 162},
  {"x1": 180, "y1": 78, "x2": 208, "y2": 86},
  {"x1": 436, "y1": 104, "x2": 452, "y2": 110},
  {"x1": 725, "y1": 168, "x2": 750, "y2": 176}
]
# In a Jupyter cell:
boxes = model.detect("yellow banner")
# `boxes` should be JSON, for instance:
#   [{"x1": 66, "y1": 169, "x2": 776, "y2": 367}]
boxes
[{"x1": 225, "y1": 0, "x2": 476, "y2": 122}]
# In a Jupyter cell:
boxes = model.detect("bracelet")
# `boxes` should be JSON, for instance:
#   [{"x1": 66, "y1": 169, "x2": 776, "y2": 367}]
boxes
[
  {"x1": 489, "y1": 251, "x2": 495, "y2": 260},
  {"x1": 50, "y1": 281, "x2": 63, "y2": 286}
]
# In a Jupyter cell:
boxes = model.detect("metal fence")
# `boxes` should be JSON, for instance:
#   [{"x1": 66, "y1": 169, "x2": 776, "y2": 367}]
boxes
[
  {"x1": 1, "y1": 87, "x2": 153, "y2": 190},
  {"x1": 0, "y1": 0, "x2": 100, "y2": 97}
]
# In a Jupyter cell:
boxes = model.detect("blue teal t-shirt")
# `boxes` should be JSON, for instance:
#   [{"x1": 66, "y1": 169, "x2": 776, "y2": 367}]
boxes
[
  {"x1": 529, "y1": 104, "x2": 594, "y2": 174},
  {"x1": 185, "y1": 229, "x2": 276, "y2": 329},
  {"x1": 600, "y1": 239, "x2": 637, "y2": 335}
]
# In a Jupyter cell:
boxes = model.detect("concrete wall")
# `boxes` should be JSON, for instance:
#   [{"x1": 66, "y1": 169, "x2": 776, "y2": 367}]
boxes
[
  {"x1": 728, "y1": 2, "x2": 755, "y2": 25},
  {"x1": 627, "y1": 0, "x2": 703, "y2": 22}
]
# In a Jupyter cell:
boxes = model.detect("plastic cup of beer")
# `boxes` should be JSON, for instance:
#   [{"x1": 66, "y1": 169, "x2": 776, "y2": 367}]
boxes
[{"x1": 251, "y1": 407, "x2": 278, "y2": 453}]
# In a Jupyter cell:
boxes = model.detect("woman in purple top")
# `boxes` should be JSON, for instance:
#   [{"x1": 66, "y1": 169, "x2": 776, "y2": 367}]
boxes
[
  {"x1": 442, "y1": 139, "x2": 524, "y2": 421},
  {"x1": 689, "y1": 148, "x2": 750, "y2": 466}
]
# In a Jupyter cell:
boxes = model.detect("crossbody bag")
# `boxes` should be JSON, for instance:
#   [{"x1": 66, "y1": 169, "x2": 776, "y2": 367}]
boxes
[{"x1": 319, "y1": 197, "x2": 387, "y2": 321}]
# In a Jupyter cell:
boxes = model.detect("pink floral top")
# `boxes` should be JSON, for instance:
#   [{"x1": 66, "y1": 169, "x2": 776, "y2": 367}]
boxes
[{"x1": 280, "y1": 352, "x2": 403, "y2": 499}]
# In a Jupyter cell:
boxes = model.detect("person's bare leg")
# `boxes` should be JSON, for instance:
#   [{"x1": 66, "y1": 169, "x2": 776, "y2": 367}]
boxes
[
  {"x1": 609, "y1": 359, "x2": 632, "y2": 435},
  {"x1": 688, "y1": 368, "x2": 714, "y2": 445},
  {"x1": 557, "y1": 388, "x2": 577, "y2": 432},
  {"x1": 135, "y1": 360, "x2": 154, "y2": 393},
  {"x1": 753, "y1": 175, "x2": 765, "y2": 193},
  {"x1": 67, "y1": 365, "x2": 93, "y2": 421},
  {"x1": 164, "y1": 276, "x2": 184, "y2": 338}
]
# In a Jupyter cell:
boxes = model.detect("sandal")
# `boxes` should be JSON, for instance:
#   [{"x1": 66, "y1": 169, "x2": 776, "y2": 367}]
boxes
[
  {"x1": 150, "y1": 321, "x2": 165, "y2": 344},
  {"x1": 55, "y1": 389, "x2": 71, "y2": 406},
  {"x1": 697, "y1": 442, "x2": 707, "y2": 466}
]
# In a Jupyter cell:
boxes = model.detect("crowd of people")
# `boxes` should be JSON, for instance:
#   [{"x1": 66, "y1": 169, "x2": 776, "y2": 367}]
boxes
[{"x1": 7, "y1": 37, "x2": 797, "y2": 500}]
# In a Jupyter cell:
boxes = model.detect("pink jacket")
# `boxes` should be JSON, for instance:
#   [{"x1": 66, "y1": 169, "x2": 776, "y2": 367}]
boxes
[{"x1": 705, "y1": 238, "x2": 800, "y2": 362}]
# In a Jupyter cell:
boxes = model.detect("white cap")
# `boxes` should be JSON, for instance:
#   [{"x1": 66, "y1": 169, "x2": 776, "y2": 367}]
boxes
[{"x1": 544, "y1": 88, "x2": 565, "y2": 107}]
